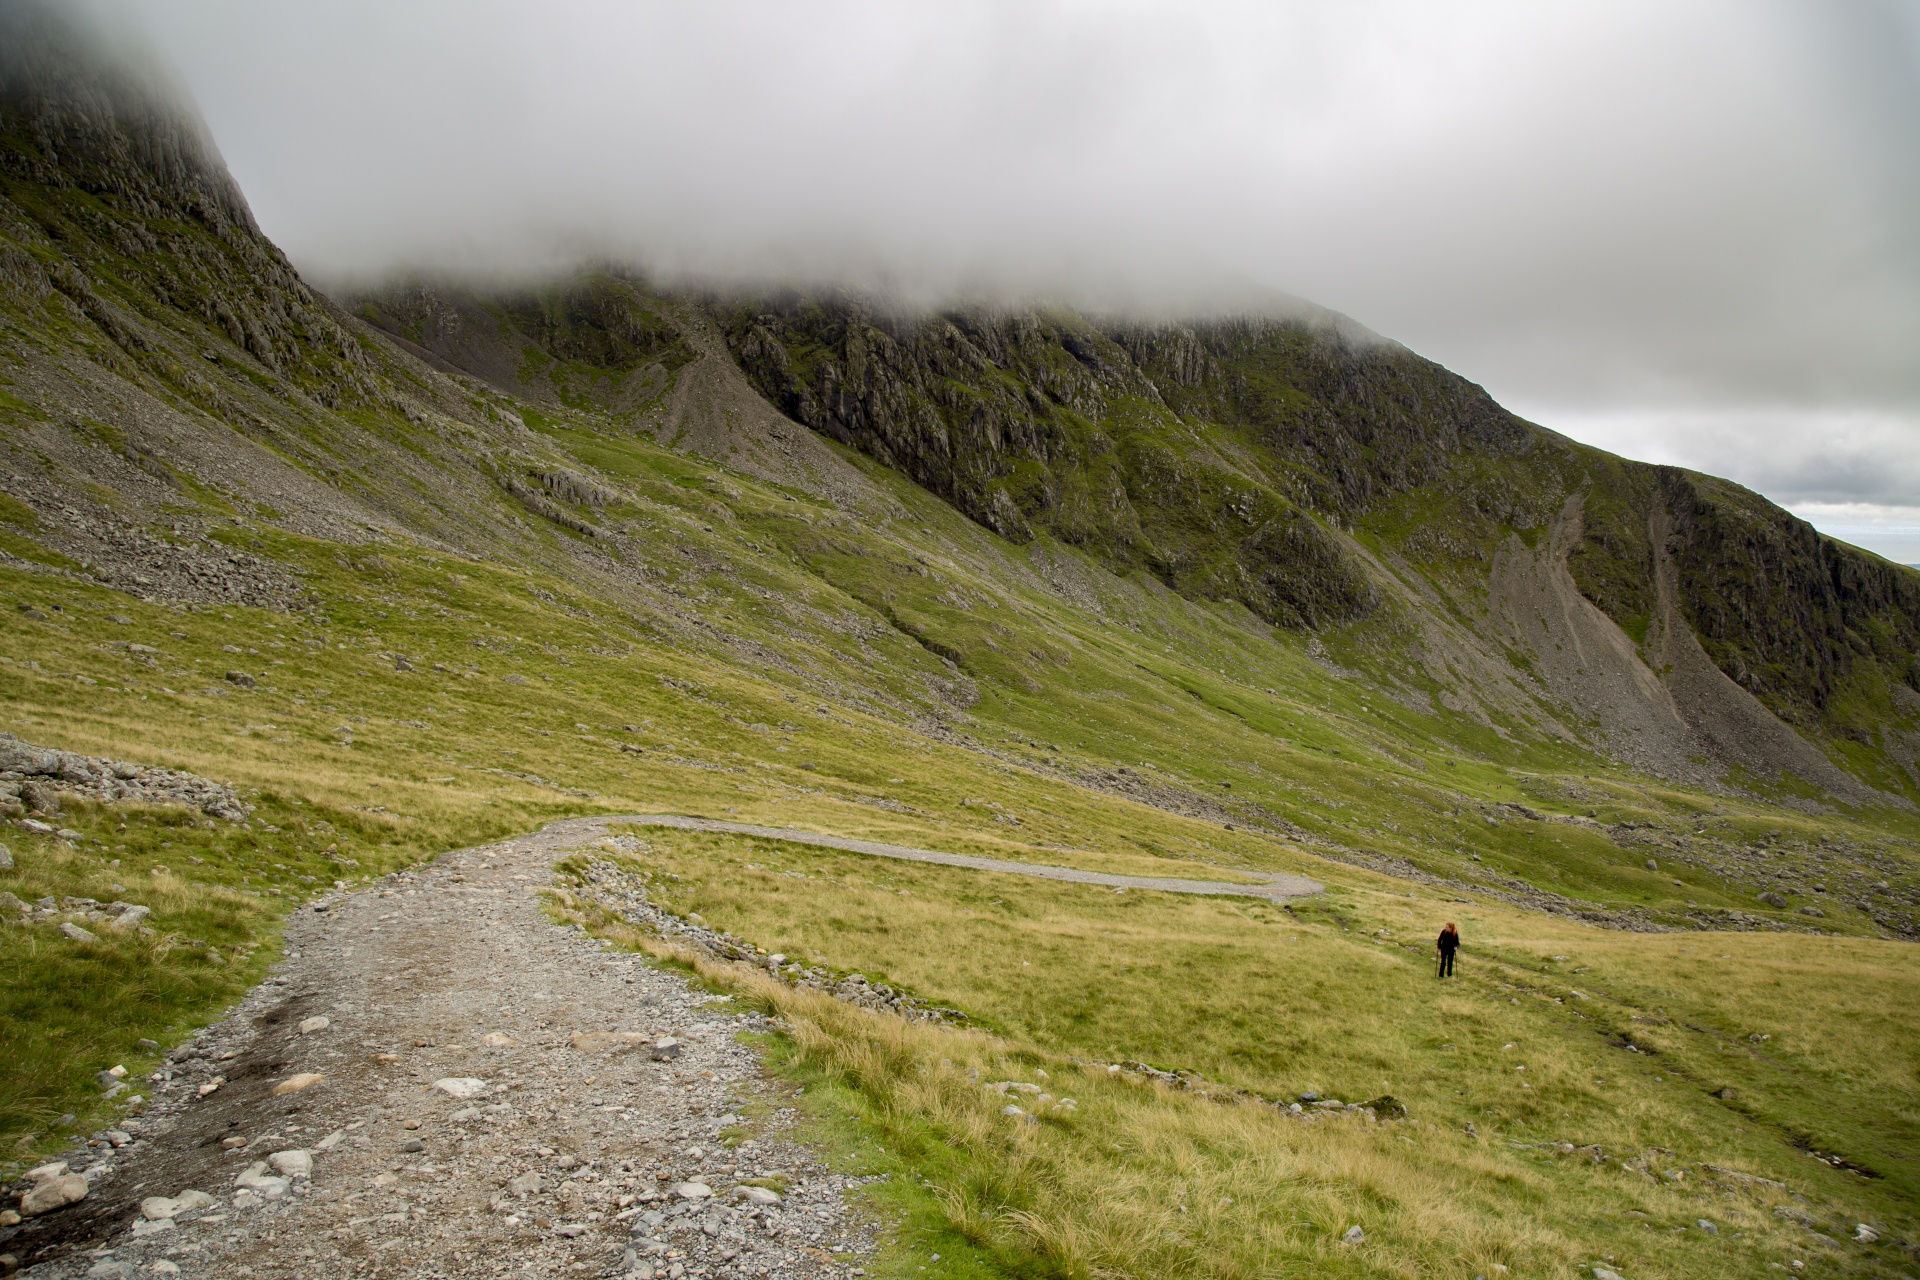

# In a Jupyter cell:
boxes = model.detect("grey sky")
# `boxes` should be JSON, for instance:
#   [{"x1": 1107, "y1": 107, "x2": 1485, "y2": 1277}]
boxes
[{"x1": 101, "y1": 0, "x2": 1920, "y2": 562}]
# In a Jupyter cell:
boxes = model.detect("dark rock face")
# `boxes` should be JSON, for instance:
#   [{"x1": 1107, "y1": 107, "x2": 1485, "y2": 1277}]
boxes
[
  {"x1": 1660, "y1": 469, "x2": 1920, "y2": 726},
  {"x1": 0, "y1": 3, "x2": 252, "y2": 233},
  {"x1": 718, "y1": 296, "x2": 1421, "y2": 628},
  {"x1": 0, "y1": 1, "x2": 374, "y2": 396}
]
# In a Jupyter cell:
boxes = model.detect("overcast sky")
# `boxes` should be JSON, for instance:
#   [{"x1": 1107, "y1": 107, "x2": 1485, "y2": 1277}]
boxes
[{"x1": 100, "y1": 0, "x2": 1920, "y2": 563}]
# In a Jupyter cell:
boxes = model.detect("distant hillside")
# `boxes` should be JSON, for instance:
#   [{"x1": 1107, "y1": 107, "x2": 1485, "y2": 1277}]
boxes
[
  {"x1": 348, "y1": 273, "x2": 1920, "y2": 804},
  {"x1": 4, "y1": 0, "x2": 1918, "y2": 812}
]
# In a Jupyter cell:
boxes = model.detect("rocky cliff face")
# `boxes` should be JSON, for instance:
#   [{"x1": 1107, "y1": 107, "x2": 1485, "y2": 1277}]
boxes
[
  {"x1": 716, "y1": 297, "x2": 1412, "y2": 629},
  {"x1": 0, "y1": 0, "x2": 377, "y2": 403}
]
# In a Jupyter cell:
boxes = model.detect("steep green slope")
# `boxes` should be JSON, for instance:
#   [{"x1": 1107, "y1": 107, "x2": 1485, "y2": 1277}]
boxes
[{"x1": 354, "y1": 277, "x2": 1920, "y2": 803}]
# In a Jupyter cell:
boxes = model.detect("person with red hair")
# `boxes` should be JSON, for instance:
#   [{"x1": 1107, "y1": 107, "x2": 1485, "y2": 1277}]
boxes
[{"x1": 1436, "y1": 922, "x2": 1460, "y2": 978}]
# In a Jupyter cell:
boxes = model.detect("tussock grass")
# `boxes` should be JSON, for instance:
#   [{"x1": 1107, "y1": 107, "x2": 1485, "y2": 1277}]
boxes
[{"x1": 558, "y1": 889, "x2": 1855, "y2": 1280}]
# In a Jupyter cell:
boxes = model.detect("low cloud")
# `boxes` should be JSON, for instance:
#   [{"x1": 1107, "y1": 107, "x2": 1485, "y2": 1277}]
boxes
[{"x1": 87, "y1": 0, "x2": 1920, "y2": 554}]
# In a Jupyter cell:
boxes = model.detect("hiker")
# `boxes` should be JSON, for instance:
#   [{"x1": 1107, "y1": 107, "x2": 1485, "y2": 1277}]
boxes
[{"x1": 1436, "y1": 922, "x2": 1460, "y2": 978}]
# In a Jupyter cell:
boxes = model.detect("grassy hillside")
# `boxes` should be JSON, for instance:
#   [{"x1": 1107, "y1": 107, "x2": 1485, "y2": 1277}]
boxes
[{"x1": 3, "y1": 12, "x2": 1920, "y2": 1276}]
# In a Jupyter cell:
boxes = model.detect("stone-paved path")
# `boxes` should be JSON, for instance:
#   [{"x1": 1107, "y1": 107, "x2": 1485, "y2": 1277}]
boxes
[
  {"x1": 9, "y1": 817, "x2": 875, "y2": 1280},
  {"x1": 625, "y1": 814, "x2": 1325, "y2": 901}
]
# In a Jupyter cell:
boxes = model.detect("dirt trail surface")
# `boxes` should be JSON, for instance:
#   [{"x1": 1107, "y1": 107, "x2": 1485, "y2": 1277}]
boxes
[
  {"x1": 7, "y1": 817, "x2": 878, "y2": 1280},
  {"x1": 625, "y1": 814, "x2": 1326, "y2": 901}
]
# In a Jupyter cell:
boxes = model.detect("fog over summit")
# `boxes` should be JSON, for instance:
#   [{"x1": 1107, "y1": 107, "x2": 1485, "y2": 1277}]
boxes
[{"x1": 95, "y1": 0, "x2": 1920, "y2": 558}]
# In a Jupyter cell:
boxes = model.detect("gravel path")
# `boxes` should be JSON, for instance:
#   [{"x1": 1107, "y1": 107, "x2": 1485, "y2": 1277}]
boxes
[
  {"x1": 625, "y1": 814, "x2": 1326, "y2": 901},
  {"x1": 7, "y1": 817, "x2": 877, "y2": 1280},
  {"x1": 5, "y1": 814, "x2": 1319, "y2": 1279}
]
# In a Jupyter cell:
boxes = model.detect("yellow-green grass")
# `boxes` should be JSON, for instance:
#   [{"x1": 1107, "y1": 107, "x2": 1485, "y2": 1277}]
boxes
[
  {"x1": 559, "y1": 888, "x2": 1905, "y2": 1280},
  {"x1": 566, "y1": 829, "x2": 1919, "y2": 1277},
  {"x1": 0, "y1": 527, "x2": 1914, "y2": 1175}
]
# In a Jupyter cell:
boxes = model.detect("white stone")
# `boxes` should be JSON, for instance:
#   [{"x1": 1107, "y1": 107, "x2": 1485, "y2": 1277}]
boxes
[
  {"x1": 267, "y1": 1149, "x2": 312, "y2": 1178},
  {"x1": 432, "y1": 1076, "x2": 486, "y2": 1099},
  {"x1": 672, "y1": 1182, "x2": 712, "y2": 1199},
  {"x1": 20, "y1": 1173, "x2": 89, "y2": 1215},
  {"x1": 107, "y1": 906, "x2": 150, "y2": 932},
  {"x1": 233, "y1": 1162, "x2": 290, "y2": 1198},
  {"x1": 298, "y1": 1016, "x2": 330, "y2": 1034},
  {"x1": 1342, "y1": 1225, "x2": 1365, "y2": 1245},
  {"x1": 734, "y1": 1186, "x2": 780, "y2": 1205}
]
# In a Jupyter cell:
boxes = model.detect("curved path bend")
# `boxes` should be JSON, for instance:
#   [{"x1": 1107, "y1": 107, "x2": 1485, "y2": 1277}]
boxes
[{"x1": 624, "y1": 814, "x2": 1326, "y2": 902}]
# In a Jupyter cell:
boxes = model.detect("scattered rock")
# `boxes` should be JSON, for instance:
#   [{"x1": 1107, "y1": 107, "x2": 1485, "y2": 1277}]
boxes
[
  {"x1": 271, "y1": 1072, "x2": 324, "y2": 1095},
  {"x1": 298, "y1": 1015, "x2": 331, "y2": 1034},
  {"x1": 1342, "y1": 1225, "x2": 1365, "y2": 1245},
  {"x1": 672, "y1": 1182, "x2": 712, "y2": 1200},
  {"x1": 1856, "y1": 1223, "x2": 1879, "y2": 1243},
  {"x1": 481, "y1": 1032, "x2": 518, "y2": 1047},
  {"x1": 0, "y1": 733, "x2": 250, "y2": 820},
  {"x1": 734, "y1": 1185, "x2": 781, "y2": 1205},
  {"x1": 59, "y1": 921, "x2": 98, "y2": 942},
  {"x1": 223, "y1": 670, "x2": 255, "y2": 688},
  {"x1": 506, "y1": 1172, "x2": 545, "y2": 1196},
  {"x1": 0, "y1": 843, "x2": 11, "y2": 869},
  {"x1": 1592, "y1": 1268, "x2": 1626, "y2": 1280}
]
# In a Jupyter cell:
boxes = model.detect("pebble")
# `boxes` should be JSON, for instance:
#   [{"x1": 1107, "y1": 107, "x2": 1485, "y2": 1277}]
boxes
[
  {"x1": 270, "y1": 1072, "x2": 324, "y2": 1095},
  {"x1": 297, "y1": 1015, "x2": 331, "y2": 1033},
  {"x1": 1342, "y1": 1225, "x2": 1365, "y2": 1245}
]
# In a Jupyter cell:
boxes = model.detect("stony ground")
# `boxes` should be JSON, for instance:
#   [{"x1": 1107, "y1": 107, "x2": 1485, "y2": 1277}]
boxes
[{"x1": 5, "y1": 817, "x2": 879, "y2": 1280}]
